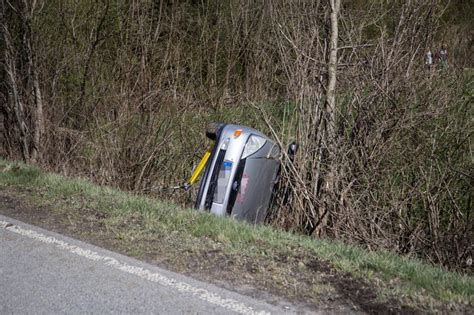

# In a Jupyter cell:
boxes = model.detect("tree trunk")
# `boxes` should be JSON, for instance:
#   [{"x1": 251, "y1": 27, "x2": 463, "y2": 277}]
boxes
[
  {"x1": 31, "y1": 67, "x2": 44, "y2": 163},
  {"x1": 23, "y1": 0, "x2": 44, "y2": 163},
  {"x1": 326, "y1": 0, "x2": 340, "y2": 138},
  {"x1": 1, "y1": 20, "x2": 31, "y2": 162},
  {"x1": 1, "y1": 0, "x2": 45, "y2": 163},
  {"x1": 314, "y1": 0, "x2": 340, "y2": 237}
]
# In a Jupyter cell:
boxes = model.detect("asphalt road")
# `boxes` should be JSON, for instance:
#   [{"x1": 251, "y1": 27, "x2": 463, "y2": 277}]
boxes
[{"x1": 0, "y1": 215, "x2": 314, "y2": 315}]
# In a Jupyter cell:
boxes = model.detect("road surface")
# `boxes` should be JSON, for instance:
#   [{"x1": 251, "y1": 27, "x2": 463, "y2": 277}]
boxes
[{"x1": 0, "y1": 215, "x2": 315, "y2": 314}]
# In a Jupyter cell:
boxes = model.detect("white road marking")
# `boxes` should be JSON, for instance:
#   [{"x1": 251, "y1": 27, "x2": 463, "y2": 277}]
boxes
[{"x1": 0, "y1": 220, "x2": 269, "y2": 315}]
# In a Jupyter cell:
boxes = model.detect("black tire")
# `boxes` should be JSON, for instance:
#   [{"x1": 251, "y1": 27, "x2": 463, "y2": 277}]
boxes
[{"x1": 206, "y1": 122, "x2": 225, "y2": 140}]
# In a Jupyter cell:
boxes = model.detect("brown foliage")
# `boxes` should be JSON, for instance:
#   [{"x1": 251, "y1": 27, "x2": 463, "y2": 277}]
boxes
[{"x1": 0, "y1": 0, "x2": 471, "y2": 270}]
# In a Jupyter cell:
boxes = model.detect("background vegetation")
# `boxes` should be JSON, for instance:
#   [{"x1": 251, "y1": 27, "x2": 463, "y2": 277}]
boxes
[{"x1": 1, "y1": 0, "x2": 472, "y2": 271}]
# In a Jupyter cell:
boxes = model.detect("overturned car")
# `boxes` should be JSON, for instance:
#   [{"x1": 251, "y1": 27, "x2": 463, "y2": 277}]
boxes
[{"x1": 189, "y1": 123, "x2": 281, "y2": 223}]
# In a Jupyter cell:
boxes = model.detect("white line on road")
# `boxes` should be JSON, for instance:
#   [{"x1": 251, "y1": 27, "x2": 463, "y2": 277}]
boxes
[{"x1": 0, "y1": 220, "x2": 269, "y2": 315}]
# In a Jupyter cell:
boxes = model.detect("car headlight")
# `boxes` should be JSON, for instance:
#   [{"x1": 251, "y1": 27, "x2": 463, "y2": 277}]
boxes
[
  {"x1": 241, "y1": 135, "x2": 266, "y2": 159},
  {"x1": 221, "y1": 137, "x2": 230, "y2": 150}
]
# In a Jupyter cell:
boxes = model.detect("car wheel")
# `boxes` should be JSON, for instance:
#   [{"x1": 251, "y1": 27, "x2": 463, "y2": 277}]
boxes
[{"x1": 206, "y1": 122, "x2": 225, "y2": 140}]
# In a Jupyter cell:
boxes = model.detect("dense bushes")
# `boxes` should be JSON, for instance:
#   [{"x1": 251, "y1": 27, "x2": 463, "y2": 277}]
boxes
[{"x1": 1, "y1": 0, "x2": 472, "y2": 270}]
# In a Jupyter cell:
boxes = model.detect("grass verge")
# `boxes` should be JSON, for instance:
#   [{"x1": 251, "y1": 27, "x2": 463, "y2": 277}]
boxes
[{"x1": 0, "y1": 159, "x2": 472, "y2": 312}]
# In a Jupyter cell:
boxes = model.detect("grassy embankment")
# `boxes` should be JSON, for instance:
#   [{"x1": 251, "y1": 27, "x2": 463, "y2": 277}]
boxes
[{"x1": 0, "y1": 159, "x2": 472, "y2": 311}]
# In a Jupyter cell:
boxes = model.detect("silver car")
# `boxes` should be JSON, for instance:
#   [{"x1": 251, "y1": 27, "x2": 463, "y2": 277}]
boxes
[{"x1": 194, "y1": 123, "x2": 281, "y2": 223}]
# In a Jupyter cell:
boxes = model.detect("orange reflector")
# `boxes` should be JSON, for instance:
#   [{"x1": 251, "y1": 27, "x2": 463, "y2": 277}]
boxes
[{"x1": 234, "y1": 130, "x2": 242, "y2": 137}]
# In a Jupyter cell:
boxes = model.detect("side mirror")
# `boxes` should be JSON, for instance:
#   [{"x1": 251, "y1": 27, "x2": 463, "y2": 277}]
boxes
[{"x1": 287, "y1": 141, "x2": 298, "y2": 162}]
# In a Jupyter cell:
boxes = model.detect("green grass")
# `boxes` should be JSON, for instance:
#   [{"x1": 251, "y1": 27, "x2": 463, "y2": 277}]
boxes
[{"x1": 1, "y1": 159, "x2": 472, "y2": 307}]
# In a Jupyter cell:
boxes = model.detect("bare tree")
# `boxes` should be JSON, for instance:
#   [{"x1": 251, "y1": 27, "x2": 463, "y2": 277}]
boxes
[
  {"x1": 0, "y1": 0, "x2": 45, "y2": 163},
  {"x1": 326, "y1": 0, "x2": 340, "y2": 140},
  {"x1": 314, "y1": 0, "x2": 341, "y2": 236},
  {"x1": 1, "y1": 18, "x2": 30, "y2": 161},
  {"x1": 23, "y1": 0, "x2": 45, "y2": 162}
]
